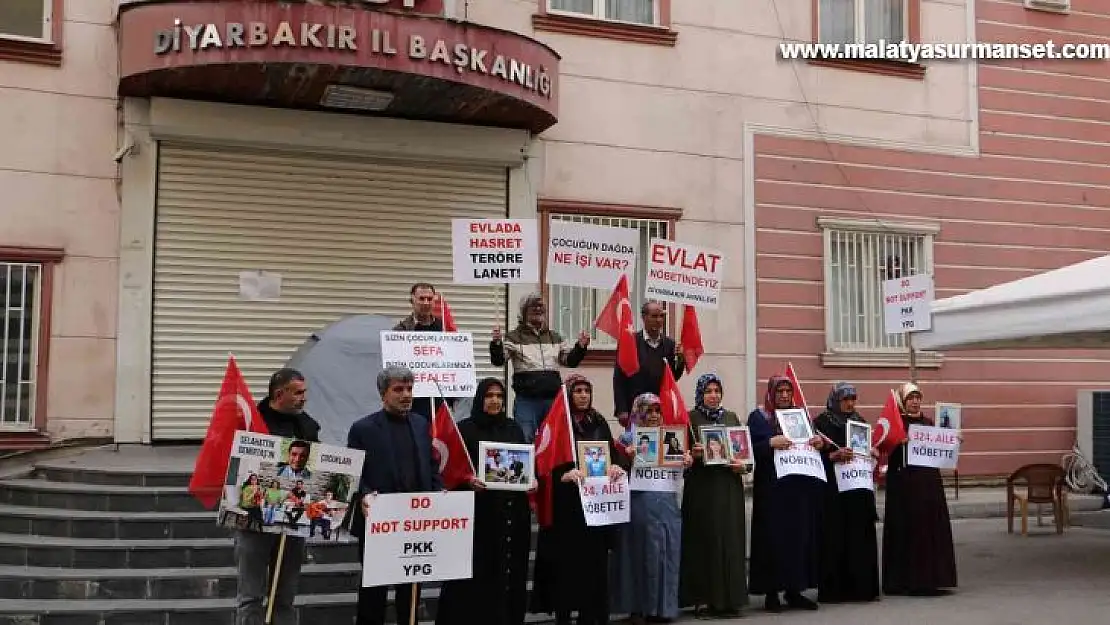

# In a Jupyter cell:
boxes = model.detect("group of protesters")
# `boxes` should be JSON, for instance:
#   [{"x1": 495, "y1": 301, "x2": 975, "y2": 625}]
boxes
[{"x1": 235, "y1": 282, "x2": 959, "y2": 625}]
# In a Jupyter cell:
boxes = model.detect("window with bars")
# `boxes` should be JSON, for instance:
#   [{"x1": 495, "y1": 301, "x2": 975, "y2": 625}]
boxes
[
  {"x1": 547, "y1": 214, "x2": 668, "y2": 348},
  {"x1": 1, "y1": 261, "x2": 42, "y2": 429},
  {"x1": 818, "y1": 0, "x2": 907, "y2": 44},
  {"x1": 548, "y1": 0, "x2": 658, "y2": 25},
  {"x1": 0, "y1": 0, "x2": 51, "y2": 41},
  {"x1": 822, "y1": 221, "x2": 934, "y2": 353}
]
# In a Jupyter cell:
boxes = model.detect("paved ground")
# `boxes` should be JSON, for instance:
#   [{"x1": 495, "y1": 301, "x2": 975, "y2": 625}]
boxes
[{"x1": 695, "y1": 514, "x2": 1110, "y2": 624}]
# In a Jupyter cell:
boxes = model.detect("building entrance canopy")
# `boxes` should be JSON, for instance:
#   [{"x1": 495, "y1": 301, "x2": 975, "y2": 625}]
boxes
[{"x1": 118, "y1": 0, "x2": 560, "y2": 133}]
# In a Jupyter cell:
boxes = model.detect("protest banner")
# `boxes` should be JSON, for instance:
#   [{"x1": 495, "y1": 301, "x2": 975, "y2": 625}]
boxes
[
  {"x1": 882, "y1": 273, "x2": 934, "y2": 335},
  {"x1": 645, "y1": 239, "x2": 725, "y2": 309},
  {"x1": 629, "y1": 466, "x2": 683, "y2": 493},
  {"x1": 907, "y1": 424, "x2": 961, "y2": 470},
  {"x1": 380, "y1": 331, "x2": 477, "y2": 398},
  {"x1": 835, "y1": 458, "x2": 876, "y2": 492},
  {"x1": 545, "y1": 221, "x2": 639, "y2": 290},
  {"x1": 218, "y1": 430, "x2": 364, "y2": 543},
  {"x1": 362, "y1": 492, "x2": 475, "y2": 587},
  {"x1": 579, "y1": 476, "x2": 630, "y2": 526},
  {"x1": 451, "y1": 218, "x2": 539, "y2": 284},
  {"x1": 773, "y1": 446, "x2": 827, "y2": 482}
]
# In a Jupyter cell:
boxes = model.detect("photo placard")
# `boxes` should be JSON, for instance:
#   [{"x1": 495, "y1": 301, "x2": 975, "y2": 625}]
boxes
[
  {"x1": 775, "y1": 408, "x2": 814, "y2": 444},
  {"x1": 699, "y1": 425, "x2": 730, "y2": 466},
  {"x1": 478, "y1": 441, "x2": 534, "y2": 492}
]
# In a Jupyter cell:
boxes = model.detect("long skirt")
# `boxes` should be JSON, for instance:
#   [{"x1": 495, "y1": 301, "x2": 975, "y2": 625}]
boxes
[{"x1": 610, "y1": 491, "x2": 682, "y2": 619}]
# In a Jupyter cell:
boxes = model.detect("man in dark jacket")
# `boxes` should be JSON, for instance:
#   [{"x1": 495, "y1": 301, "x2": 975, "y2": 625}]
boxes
[
  {"x1": 394, "y1": 282, "x2": 454, "y2": 421},
  {"x1": 613, "y1": 300, "x2": 685, "y2": 427},
  {"x1": 347, "y1": 365, "x2": 443, "y2": 625},
  {"x1": 235, "y1": 368, "x2": 321, "y2": 625}
]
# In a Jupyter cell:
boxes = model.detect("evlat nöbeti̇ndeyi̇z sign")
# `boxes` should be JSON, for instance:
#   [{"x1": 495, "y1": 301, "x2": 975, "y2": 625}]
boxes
[{"x1": 644, "y1": 239, "x2": 725, "y2": 309}]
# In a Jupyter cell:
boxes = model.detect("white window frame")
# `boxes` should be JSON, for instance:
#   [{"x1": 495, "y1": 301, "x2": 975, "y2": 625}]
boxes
[
  {"x1": 818, "y1": 216, "x2": 942, "y2": 368},
  {"x1": 1, "y1": 261, "x2": 43, "y2": 430},
  {"x1": 0, "y1": 0, "x2": 53, "y2": 44},
  {"x1": 817, "y1": 0, "x2": 909, "y2": 45},
  {"x1": 546, "y1": 213, "x2": 668, "y2": 349},
  {"x1": 546, "y1": 0, "x2": 661, "y2": 27}
]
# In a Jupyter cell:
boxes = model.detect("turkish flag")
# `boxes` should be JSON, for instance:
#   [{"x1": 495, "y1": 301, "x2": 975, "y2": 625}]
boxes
[
  {"x1": 660, "y1": 361, "x2": 690, "y2": 427},
  {"x1": 431, "y1": 402, "x2": 475, "y2": 490},
  {"x1": 188, "y1": 355, "x2": 268, "y2": 509},
  {"x1": 680, "y1": 305, "x2": 704, "y2": 373},
  {"x1": 784, "y1": 361, "x2": 811, "y2": 419},
  {"x1": 594, "y1": 274, "x2": 639, "y2": 376},
  {"x1": 433, "y1": 293, "x2": 458, "y2": 332},
  {"x1": 532, "y1": 386, "x2": 577, "y2": 527},
  {"x1": 872, "y1": 389, "x2": 908, "y2": 455}
]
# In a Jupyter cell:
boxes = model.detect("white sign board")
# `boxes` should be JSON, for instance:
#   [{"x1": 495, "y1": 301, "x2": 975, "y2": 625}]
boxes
[
  {"x1": 451, "y1": 218, "x2": 539, "y2": 284},
  {"x1": 645, "y1": 239, "x2": 725, "y2": 309},
  {"x1": 629, "y1": 466, "x2": 684, "y2": 493},
  {"x1": 835, "y1": 458, "x2": 876, "y2": 492},
  {"x1": 545, "y1": 221, "x2": 639, "y2": 290},
  {"x1": 380, "y1": 331, "x2": 477, "y2": 398},
  {"x1": 579, "y1": 476, "x2": 630, "y2": 526},
  {"x1": 238, "y1": 270, "x2": 282, "y2": 301},
  {"x1": 907, "y1": 424, "x2": 961, "y2": 470},
  {"x1": 362, "y1": 492, "x2": 475, "y2": 587},
  {"x1": 882, "y1": 274, "x2": 934, "y2": 335},
  {"x1": 773, "y1": 446, "x2": 827, "y2": 482}
]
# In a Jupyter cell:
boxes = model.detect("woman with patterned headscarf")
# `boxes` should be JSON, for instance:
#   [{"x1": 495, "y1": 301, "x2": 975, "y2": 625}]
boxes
[
  {"x1": 882, "y1": 382, "x2": 958, "y2": 597},
  {"x1": 813, "y1": 382, "x2": 880, "y2": 604},
  {"x1": 530, "y1": 374, "x2": 625, "y2": 625},
  {"x1": 747, "y1": 374, "x2": 825, "y2": 612},
  {"x1": 677, "y1": 373, "x2": 749, "y2": 618},
  {"x1": 611, "y1": 393, "x2": 689, "y2": 625}
]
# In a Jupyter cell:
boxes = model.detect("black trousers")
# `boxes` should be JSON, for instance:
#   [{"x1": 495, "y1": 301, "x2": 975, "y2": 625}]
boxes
[{"x1": 357, "y1": 582, "x2": 421, "y2": 625}]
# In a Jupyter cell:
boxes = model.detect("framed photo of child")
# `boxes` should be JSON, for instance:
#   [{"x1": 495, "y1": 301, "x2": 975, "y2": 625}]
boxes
[
  {"x1": 775, "y1": 408, "x2": 814, "y2": 444},
  {"x1": 726, "y1": 426, "x2": 753, "y2": 466},
  {"x1": 846, "y1": 421, "x2": 872, "y2": 460},
  {"x1": 699, "y1": 426, "x2": 730, "y2": 466},
  {"x1": 659, "y1": 426, "x2": 688, "y2": 468},
  {"x1": 577, "y1": 441, "x2": 610, "y2": 478},
  {"x1": 632, "y1": 427, "x2": 661, "y2": 467},
  {"x1": 478, "y1": 441, "x2": 535, "y2": 492}
]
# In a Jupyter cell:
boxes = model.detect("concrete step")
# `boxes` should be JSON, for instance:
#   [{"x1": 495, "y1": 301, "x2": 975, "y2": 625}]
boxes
[
  {"x1": 0, "y1": 478, "x2": 204, "y2": 514},
  {"x1": 33, "y1": 464, "x2": 192, "y2": 489},
  {"x1": 0, "y1": 505, "x2": 227, "y2": 540}
]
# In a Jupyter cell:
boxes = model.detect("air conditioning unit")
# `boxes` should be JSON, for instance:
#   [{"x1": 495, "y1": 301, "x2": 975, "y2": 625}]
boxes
[
  {"x1": 1076, "y1": 390, "x2": 1110, "y2": 486},
  {"x1": 1024, "y1": 0, "x2": 1070, "y2": 13}
]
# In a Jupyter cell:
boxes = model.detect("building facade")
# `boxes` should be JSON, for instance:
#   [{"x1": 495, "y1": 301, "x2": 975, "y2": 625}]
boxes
[{"x1": 1, "y1": 0, "x2": 1107, "y2": 476}]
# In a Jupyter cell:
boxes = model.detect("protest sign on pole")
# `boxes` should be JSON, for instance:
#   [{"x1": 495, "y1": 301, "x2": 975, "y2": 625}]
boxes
[
  {"x1": 451, "y1": 218, "x2": 539, "y2": 284},
  {"x1": 882, "y1": 274, "x2": 934, "y2": 335},
  {"x1": 579, "y1": 476, "x2": 630, "y2": 526},
  {"x1": 380, "y1": 331, "x2": 477, "y2": 398},
  {"x1": 629, "y1": 466, "x2": 684, "y2": 493},
  {"x1": 645, "y1": 239, "x2": 725, "y2": 309},
  {"x1": 772, "y1": 446, "x2": 827, "y2": 482},
  {"x1": 835, "y1": 458, "x2": 876, "y2": 492},
  {"x1": 217, "y1": 430, "x2": 364, "y2": 543},
  {"x1": 362, "y1": 492, "x2": 475, "y2": 587},
  {"x1": 545, "y1": 221, "x2": 639, "y2": 289},
  {"x1": 907, "y1": 424, "x2": 961, "y2": 470}
]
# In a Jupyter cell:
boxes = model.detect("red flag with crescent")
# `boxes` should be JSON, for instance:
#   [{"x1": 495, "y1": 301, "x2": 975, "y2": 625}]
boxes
[
  {"x1": 188, "y1": 355, "x2": 269, "y2": 509},
  {"x1": 594, "y1": 274, "x2": 640, "y2": 376},
  {"x1": 433, "y1": 293, "x2": 458, "y2": 332},
  {"x1": 660, "y1": 362, "x2": 690, "y2": 427},
  {"x1": 872, "y1": 389, "x2": 907, "y2": 455},
  {"x1": 431, "y1": 401, "x2": 475, "y2": 490},
  {"x1": 532, "y1": 386, "x2": 576, "y2": 527}
]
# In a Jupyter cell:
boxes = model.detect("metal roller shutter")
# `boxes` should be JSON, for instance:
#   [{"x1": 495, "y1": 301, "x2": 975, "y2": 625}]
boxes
[{"x1": 151, "y1": 142, "x2": 508, "y2": 440}]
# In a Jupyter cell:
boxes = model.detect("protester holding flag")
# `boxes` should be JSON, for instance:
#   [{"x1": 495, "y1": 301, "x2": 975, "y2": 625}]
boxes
[
  {"x1": 747, "y1": 375, "x2": 824, "y2": 613},
  {"x1": 611, "y1": 393, "x2": 689, "y2": 625},
  {"x1": 394, "y1": 282, "x2": 456, "y2": 422},
  {"x1": 613, "y1": 300, "x2": 685, "y2": 428},
  {"x1": 812, "y1": 383, "x2": 880, "y2": 604},
  {"x1": 235, "y1": 368, "x2": 320, "y2": 625},
  {"x1": 437, "y1": 378, "x2": 531, "y2": 625},
  {"x1": 490, "y1": 292, "x2": 589, "y2": 442},
  {"x1": 678, "y1": 373, "x2": 749, "y2": 618},
  {"x1": 531, "y1": 374, "x2": 623, "y2": 625},
  {"x1": 881, "y1": 382, "x2": 958, "y2": 597}
]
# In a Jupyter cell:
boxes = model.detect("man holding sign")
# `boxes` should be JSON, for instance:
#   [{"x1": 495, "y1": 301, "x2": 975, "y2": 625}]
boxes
[{"x1": 347, "y1": 366, "x2": 444, "y2": 625}]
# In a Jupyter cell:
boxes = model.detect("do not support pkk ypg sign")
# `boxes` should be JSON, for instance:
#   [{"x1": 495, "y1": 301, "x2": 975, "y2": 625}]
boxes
[
  {"x1": 380, "y1": 331, "x2": 477, "y2": 397},
  {"x1": 451, "y1": 218, "x2": 539, "y2": 284},
  {"x1": 362, "y1": 492, "x2": 475, "y2": 587}
]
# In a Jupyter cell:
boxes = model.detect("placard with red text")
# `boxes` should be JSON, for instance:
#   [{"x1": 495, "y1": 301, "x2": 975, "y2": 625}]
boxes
[
  {"x1": 645, "y1": 239, "x2": 725, "y2": 309},
  {"x1": 545, "y1": 220, "x2": 639, "y2": 289},
  {"x1": 362, "y1": 491, "x2": 475, "y2": 587},
  {"x1": 579, "y1": 476, "x2": 630, "y2": 526},
  {"x1": 380, "y1": 331, "x2": 477, "y2": 398},
  {"x1": 907, "y1": 424, "x2": 960, "y2": 470},
  {"x1": 451, "y1": 218, "x2": 539, "y2": 284}
]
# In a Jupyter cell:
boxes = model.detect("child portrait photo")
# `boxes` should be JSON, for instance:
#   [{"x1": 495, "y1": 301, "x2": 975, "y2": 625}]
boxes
[
  {"x1": 726, "y1": 426, "x2": 753, "y2": 465},
  {"x1": 660, "y1": 426, "x2": 688, "y2": 468},
  {"x1": 847, "y1": 421, "x2": 872, "y2": 459},
  {"x1": 700, "y1": 426, "x2": 730, "y2": 465},
  {"x1": 479, "y1": 441, "x2": 535, "y2": 491},
  {"x1": 776, "y1": 408, "x2": 814, "y2": 443},
  {"x1": 632, "y1": 427, "x2": 660, "y2": 467},
  {"x1": 578, "y1": 441, "x2": 610, "y2": 478}
]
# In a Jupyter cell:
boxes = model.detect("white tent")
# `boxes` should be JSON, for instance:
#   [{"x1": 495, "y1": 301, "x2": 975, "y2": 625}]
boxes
[{"x1": 911, "y1": 254, "x2": 1110, "y2": 351}]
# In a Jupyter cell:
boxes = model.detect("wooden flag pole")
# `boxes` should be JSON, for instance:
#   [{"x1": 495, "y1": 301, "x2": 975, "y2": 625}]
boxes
[
  {"x1": 264, "y1": 534, "x2": 287, "y2": 624},
  {"x1": 409, "y1": 583, "x2": 419, "y2": 625}
]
